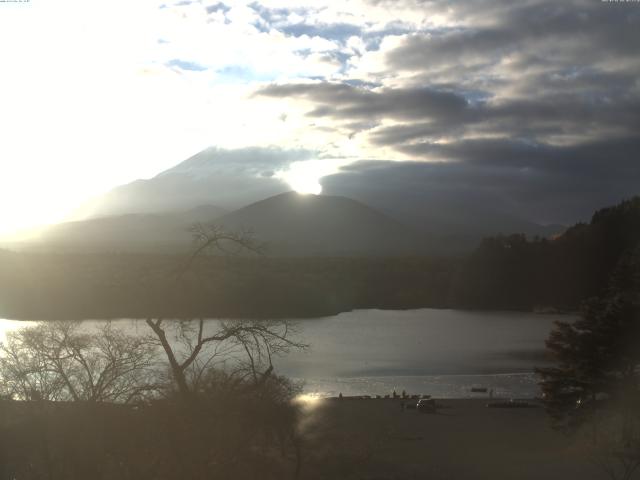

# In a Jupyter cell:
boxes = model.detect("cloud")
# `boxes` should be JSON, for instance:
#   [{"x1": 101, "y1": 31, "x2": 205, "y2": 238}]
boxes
[
  {"x1": 258, "y1": 80, "x2": 640, "y2": 148},
  {"x1": 166, "y1": 58, "x2": 208, "y2": 71},
  {"x1": 323, "y1": 136, "x2": 640, "y2": 226},
  {"x1": 280, "y1": 22, "x2": 363, "y2": 42},
  {"x1": 206, "y1": 2, "x2": 231, "y2": 14},
  {"x1": 255, "y1": 0, "x2": 640, "y2": 143},
  {"x1": 258, "y1": 83, "x2": 469, "y2": 121},
  {"x1": 159, "y1": 145, "x2": 316, "y2": 177}
]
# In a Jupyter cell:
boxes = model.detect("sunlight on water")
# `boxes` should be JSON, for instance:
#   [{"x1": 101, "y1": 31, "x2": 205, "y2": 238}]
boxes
[
  {"x1": 295, "y1": 373, "x2": 542, "y2": 399},
  {"x1": 0, "y1": 319, "x2": 36, "y2": 342},
  {"x1": 294, "y1": 393, "x2": 325, "y2": 411}
]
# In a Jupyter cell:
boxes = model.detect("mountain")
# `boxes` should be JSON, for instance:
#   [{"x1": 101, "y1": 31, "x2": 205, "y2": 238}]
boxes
[
  {"x1": 321, "y1": 184, "x2": 565, "y2": 252},
  {"x1": 72, "y1": 147, "x2": 291, "y2": 220},
  {"x1": 214, "y1": 192, "x2": 426, "y2": 256},
  {"x1": 64, "y1": 146, "x2": 565, "y2": 253},
  {"x1": 37, "y1": 205, "x2": 227, "y2": 253},
  {"x1": 33, "y1": 192, "x2": 427, "y2": 256}
]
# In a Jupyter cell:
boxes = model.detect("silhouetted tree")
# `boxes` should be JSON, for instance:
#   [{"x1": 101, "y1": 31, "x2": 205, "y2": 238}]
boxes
[
  {"x1": 537, "y1": 245, "x2": 640, "y2": 480},
  {"x1": 146, "y1": 223, "x2": 306, "y2": 398},
  {"x1": 145, "y1": 317, "x2": 305, "y2": 398},
  {"x1": 0, "y1": 321, "x2": 159, "y2": 403}
]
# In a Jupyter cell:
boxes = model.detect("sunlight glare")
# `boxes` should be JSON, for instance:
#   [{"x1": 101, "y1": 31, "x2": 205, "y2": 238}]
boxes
[
  {"x1": 290, "y1": 177, "x2": 323, "y2": 195},
  {"x1": 294, "y1": 393, "x2": 326, "y2": 412},
  {"x1": 277, "y1": 159, "x2": 347, "y2": 196}
]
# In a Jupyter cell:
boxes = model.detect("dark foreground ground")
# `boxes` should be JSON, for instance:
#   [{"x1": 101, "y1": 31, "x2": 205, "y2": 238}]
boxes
[
  {"x1": 0, "y1": 397, "x2": 610, "y2": 479},
  {"x1": 299, "y1": 398, "x2": 603, "y2": 480}
]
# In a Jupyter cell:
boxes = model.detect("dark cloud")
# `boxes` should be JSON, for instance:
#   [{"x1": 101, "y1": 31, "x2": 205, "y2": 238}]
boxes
[
  {"x1": 256, "y1": 0, "x2": 640, "y2": 141},
  {"x1": 253, "y1": 0, "x2": 640, "y2": 227},
  {"x1": 384, "y1": 1, "x2": 640, "y2": 90},
  {"x1": 258, "y1": 83, "x2": 470, "y2": 122},
  {"x1": 398, "y1": 137, "x2": 640, "y2": 176},
  {"x1": 258, "y1": 82, "x2": 640, "y2": 144},
  {"x1": 323, "y1": 136, "x2": 640, "y2": 227}
]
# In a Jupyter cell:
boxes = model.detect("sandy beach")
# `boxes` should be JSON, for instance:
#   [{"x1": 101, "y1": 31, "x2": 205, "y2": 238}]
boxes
[{"x1": 299, "y1": 397, "x2": 603, "y2": 480}]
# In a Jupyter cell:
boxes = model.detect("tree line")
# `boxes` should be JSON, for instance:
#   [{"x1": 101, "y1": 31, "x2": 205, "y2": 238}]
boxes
[
  {"x1": 0, "y1": 251, "x2": 455, "y2": 320},
  {"x1": 451, "y1": 197, "x2": 640, "y2": 310}
]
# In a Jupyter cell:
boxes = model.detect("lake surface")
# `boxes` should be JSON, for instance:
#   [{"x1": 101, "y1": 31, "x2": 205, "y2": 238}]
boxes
[
  {"x1": 0, "y1": 309, "x2": 570, "y2": 399},
  {"x1": 275, "y1": 309, "x2": 565, "y2": 398}
]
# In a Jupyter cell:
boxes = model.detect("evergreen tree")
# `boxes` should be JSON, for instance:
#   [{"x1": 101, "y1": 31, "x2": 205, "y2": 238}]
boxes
[{"x1": 537, "y1": 245, "x2": 640, "y2": 432}]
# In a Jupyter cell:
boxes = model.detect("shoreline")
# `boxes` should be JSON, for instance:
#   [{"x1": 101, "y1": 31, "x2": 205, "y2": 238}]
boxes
[
  {"x1": 0, "y1": 305, "x2": 578, "y2": 322},
  {"x1": 295, "y1": 370, "x2": 545, "y2": 401}
]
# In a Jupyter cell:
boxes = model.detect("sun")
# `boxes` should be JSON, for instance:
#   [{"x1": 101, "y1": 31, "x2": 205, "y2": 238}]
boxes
[
  {"x1": 277, "y1": 159, "x2": 347, "y2": 196},
  {"x1": 288, "y1": 175, "x2": 323, "y2": 195},
  {"x1": 278, "y1": 160, "x2": 326, "y2": 195}
]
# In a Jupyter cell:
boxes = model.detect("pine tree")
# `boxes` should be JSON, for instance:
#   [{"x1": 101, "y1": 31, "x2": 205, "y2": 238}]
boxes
[{"x1": 537, "y1": 245, "x2": 640, "y2": 432}]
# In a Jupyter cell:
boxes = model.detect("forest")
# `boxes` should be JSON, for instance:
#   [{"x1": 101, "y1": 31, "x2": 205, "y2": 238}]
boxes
[
  {"x1": 0, "y1": 197, "x2": 638, "y2": 320},
  {"x1": 451, "y1": 197, "x2": 640, "y2": 310}
]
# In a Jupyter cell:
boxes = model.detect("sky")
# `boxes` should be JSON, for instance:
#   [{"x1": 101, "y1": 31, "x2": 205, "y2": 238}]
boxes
[{"x1": 0, "y1": 0, "x2": 639, "y2": 236}]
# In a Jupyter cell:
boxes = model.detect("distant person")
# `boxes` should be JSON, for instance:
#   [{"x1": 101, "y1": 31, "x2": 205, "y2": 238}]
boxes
[
  {"x1": 402, "y1": 389, "x2": 406, "y2": 398},
  {"x1": 338, "y1": 392, "x2": 343, "y2": 400}
]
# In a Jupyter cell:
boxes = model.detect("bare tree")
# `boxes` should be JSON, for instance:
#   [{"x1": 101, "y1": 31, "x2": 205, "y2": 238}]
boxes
[
  {"x1": 145, "y1": 318, "x2": 305, "y2": 398},
  {"x1": 146, "y1": 223, "x2": 306, "y2": 398},
  {"x1": 0, "y1": 321, "x2": 160, "y2": 403},
  {"x1": 0, "y1": 325, "x2": 67, "y2": 401}
]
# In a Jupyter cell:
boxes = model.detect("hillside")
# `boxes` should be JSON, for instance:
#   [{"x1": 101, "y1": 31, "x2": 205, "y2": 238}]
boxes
[
  {"x1": 451, "y1": 197, "x2": 640, "y2": 310},
  {"x1": 37, "y1": 205, "x2": 226, "y2": 253},
  {"x1": 30, "y1": 192, "x2": 427, "y2": 257},
  {"x1": 215, "y1": 191, "x2": 427, "y2": 256}
]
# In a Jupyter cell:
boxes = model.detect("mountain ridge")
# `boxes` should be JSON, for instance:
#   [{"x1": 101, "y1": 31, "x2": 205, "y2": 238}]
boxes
[
  {"x1": 37, "y1": 191, "x2": 428, "y2": 256},
  {"x1": 34, "y1": 147, "x2": 568, "y2": 254},
  {"x1": 214, "y1": 191, "x2": 427, "y2": 257}
]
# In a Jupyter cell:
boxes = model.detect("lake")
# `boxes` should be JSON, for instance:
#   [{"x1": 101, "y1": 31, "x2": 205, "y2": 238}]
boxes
[{"x1": 0, "y1": 308, "x2": 570, "y2": 399}]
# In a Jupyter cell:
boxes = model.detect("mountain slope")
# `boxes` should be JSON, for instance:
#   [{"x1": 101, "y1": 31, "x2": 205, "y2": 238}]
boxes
[
  {"x1": 66, "y1": 146, "x2": 566, "y2": 254},
  {"x1": 34, "y1": 193, "x2": 427, "y2": 256},
  {"x1": 38, "y1": 205, "x2": 227, "y2": 252},
  {"x1": 215, "y1": 192, "x2": 426, "y2": 256},
  {"x1": 72, "y1": 147, "x2": 291, "y2": 220},
  {"x1": 321, "y1": 184, "x2": 565, "y2": 252}
]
